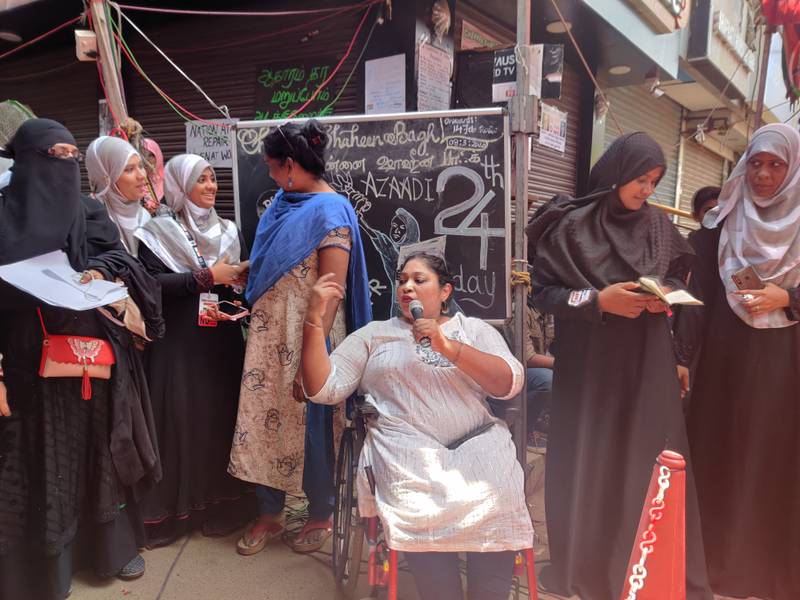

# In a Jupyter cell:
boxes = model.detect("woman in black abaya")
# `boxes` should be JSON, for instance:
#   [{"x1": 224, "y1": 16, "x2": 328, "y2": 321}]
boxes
[
  {"x1": 0, "y1": 119, "x2": 162, "y2": 599},
  {"x1": 527, "y1": 132, "x2": 711, "y2": 600},
  {"x1": 135, "y1": 154, "x2": 252, "y2": 546},
  {"x1": 675, "y1": 123, "x2": 800, "y2": 600}
]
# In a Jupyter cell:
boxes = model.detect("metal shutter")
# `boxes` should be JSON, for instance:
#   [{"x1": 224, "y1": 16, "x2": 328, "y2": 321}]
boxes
[
  {"x1": 603, "y1": 85, "x2": 682, "y2": 209},
  {"x1": 676, "y1": 141, "x2": 725, "y2": 230},
  {"x1": 125, "y1": 9, "x2": 365, "y2": 220},
  {"x1": 0, "y1": 47, "x2": 100, "y2": 195},
  {"x1": 527, "y1": 62, "x2": 582, "y2": 220}
]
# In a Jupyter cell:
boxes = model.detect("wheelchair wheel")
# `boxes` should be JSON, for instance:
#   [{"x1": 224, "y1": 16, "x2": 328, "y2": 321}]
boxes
[{"x1": 332, "y1": 427, "x2": 363, "y2": 595}]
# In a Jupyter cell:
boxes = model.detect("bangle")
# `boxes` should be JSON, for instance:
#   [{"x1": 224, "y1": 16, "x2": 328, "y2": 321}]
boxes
[{"x1": 304, "y1": 320, "x2": 323, "y2": 329}]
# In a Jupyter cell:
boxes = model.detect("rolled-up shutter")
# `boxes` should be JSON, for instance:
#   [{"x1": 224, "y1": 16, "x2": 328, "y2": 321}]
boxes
[
  {"x1": 0, "y1": 47, "x2": 100, "y2": 194},
  {"x1": 676, "y1": 141, "x2": 725, "y2": 230},
  {"x1": 603, "y1": 85, "x2": 682, "y2": 209},
  {"x1": 527, "y1": 62, "x2": 583, "y2": 220}
]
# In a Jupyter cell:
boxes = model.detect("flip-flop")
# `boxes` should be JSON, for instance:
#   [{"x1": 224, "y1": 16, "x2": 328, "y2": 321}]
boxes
[
  {"x1": 236, "y1": 520, "x2": 284, "y2": 556},
  {"x1": 287, "y1": 519, "x2": 333, "y2": 554}
]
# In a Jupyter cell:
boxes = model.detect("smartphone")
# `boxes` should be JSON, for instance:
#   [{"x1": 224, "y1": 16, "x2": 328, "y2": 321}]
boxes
[
  {"x1": 731, "y1": 266, "x2": 765, "y2": 291},
  {"x1": 217, "y1": 300, "x2": 250, "y2": 321}
]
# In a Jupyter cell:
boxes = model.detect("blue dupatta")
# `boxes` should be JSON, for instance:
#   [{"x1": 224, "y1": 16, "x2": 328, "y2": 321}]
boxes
[{"x1": 246, "y1": 189, "x2": 372, "y2": 333}]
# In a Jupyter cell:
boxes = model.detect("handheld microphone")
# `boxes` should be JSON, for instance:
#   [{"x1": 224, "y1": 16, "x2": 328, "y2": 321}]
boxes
[{"x1": 408, "y1": 299, "x2": 431, "y2": 348}]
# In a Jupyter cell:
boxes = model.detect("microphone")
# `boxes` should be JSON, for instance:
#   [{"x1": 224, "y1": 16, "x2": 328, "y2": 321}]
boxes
[{"x1": 408, "y1": 300, "x2": 431, "y2": 348}]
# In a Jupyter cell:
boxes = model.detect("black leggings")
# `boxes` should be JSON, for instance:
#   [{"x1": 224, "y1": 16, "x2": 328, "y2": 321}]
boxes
[{"x1": 404, "y1": 550, "x2": 517, "y2": 600}]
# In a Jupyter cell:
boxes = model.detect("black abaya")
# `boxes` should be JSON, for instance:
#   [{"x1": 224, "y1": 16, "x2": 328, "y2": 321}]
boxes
[
  {"x1": 0, "y1": 290, "x2": 146, "y2": 600},
  {"x1": 533, "y1": 281, "x2": 711, "y2": 600},
  {"x1": 137, "y1": 241, "x2": 253, "y2": 545},
  {"x1": 528, "y1": 132, "x2": 709, "y2": 600},
  {"x1": 675, "y1": 226, "x2": 800, "y2": 600}
]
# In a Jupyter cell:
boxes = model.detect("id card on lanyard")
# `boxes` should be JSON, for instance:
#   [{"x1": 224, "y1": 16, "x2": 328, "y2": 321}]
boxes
[
  {"x1": 198, "y1": 292, "x2": 218, "y2": 327},
  {"x1": 175, "y1": 216, "x2": 216, "y2": 327}
]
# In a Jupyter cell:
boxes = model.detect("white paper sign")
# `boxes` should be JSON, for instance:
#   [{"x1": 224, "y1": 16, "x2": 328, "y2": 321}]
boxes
[
  {"x1": 185, "y1": 119, "x2": 238, "y2": 168},
  {"x1": 538, "y1": 104, "x2": 567, "y2": 153},
  {"x1": 417, "y1": 43, "x2": 452, "y2": 112},
  {"x1": 365, "y1": 54, "x2": 406, "y2": 114},
  {"x1": 0, "y1": 250, "x2": 128, "y2": 310}
]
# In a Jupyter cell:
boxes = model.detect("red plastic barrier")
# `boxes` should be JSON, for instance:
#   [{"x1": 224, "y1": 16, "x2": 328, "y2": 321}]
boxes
[{"x1": 619, "y1": 450, "x2": 686, "y2": 600}]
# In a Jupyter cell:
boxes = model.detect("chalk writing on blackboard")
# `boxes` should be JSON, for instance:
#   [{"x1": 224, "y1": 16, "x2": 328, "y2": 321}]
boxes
[
  {"x1": 233, "y1": 110, "x2": 510, "y2": 321},
  {"x1": 254, "y1": 64, "x2": 335, "y2": 120}
]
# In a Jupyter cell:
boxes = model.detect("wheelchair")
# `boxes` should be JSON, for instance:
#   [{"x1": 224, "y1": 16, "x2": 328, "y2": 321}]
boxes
[{"x1": 331, "y1": 398, "x2": 539, "y2": 600}]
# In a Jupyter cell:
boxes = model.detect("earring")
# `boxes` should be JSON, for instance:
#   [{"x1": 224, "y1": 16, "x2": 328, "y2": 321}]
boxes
[
  {"x1": 287, "y1": 176, "x2": 293, "y2": 189},
  {"x1": 441, "y1": 300, "x2": 449, "y2": 314}
]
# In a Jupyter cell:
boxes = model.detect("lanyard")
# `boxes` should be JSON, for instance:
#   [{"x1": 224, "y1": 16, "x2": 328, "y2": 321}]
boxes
[{"x1": 175, "y1": 216, "x2": 207, "y2": 269}]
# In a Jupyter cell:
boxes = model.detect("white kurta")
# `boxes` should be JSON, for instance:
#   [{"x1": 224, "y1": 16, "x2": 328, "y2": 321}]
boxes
[{"x1": 307, "y1": 313, "x2": 534, "y2": 552}]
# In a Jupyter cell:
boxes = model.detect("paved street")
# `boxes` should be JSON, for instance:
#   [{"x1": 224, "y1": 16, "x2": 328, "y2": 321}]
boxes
[{"x1": 69, "y1": 448, "x2": 758, "y2": 600}]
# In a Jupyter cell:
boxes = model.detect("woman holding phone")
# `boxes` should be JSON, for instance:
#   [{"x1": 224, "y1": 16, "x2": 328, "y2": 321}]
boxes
[
  {"x1": 674, "y1": 123, "x2": 800, "y2": 600},
  {"x1": 135, "y1": 154, "x2": 252, "y2": 546},
  {"x1": 527, "y1": 132, "x2": 710, "y2": 600}
]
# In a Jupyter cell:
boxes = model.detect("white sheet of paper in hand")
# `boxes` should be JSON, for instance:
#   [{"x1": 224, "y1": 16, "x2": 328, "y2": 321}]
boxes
[{"x1": 0, "y1": 250, "x2": 128, "y2": 310}]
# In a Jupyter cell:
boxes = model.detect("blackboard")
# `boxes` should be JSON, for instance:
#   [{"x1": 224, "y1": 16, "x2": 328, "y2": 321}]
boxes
[{"x1": 232, "y1": 108, "x2": 510, "y2": 322}]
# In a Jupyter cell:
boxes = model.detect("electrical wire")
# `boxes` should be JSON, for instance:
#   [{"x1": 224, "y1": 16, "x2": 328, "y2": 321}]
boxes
[
  {"x1": 114, "y1": 5, "x2": 231, "y2": 119},
  {"x1": 287, "y1": 3, "x2": 374, "y2": 119},
  {"x1": 112, "y1": 1, "x2": 380, "y2": 18},
  {"x1": 87, "y1": 7, "x2": 123, "y2": 129},
  {"x1": 0, "y1": 14, "x2": 83, "y2": 62},
  {"x1": 320, "y1": 12, "x2": 379, "y2": 114},
  {"x1": 546, "y1": 0, "x2": 624, "y2": 136},
  {"x1": 161, "y1": 3, "x2": 366, "y2": 56},
  {"x1": 111, "y1": 21, "x2": 221, "y2": 126},
  {"x1": 108, "y1": 8, "x2": 196, "y2": 124},
  {"x1": 96, "y1": 59, "x2": 122, "y2": 128}
]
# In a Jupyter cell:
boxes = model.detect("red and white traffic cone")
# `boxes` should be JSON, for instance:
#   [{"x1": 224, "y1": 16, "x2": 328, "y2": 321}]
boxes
[{"x1": 619, "y1": 450, "x2": 686, "y2": 600}]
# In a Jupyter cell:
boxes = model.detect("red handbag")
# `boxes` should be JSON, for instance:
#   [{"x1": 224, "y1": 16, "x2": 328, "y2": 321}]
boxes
[{"x1": 37, "y1": 308, "x2": 115, "y2": 400}]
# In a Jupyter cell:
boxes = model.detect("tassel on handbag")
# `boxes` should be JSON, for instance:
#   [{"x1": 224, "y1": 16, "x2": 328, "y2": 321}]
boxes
[{"x1": 37, "y1": 308, "x2": 115, "y2": 400}]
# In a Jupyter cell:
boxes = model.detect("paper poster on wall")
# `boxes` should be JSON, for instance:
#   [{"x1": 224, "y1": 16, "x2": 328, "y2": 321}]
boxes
[
  {"x1": 417, "y1": 42, "x2": 453, "y2": 111},
  {"x1": 365, "y1": 54, "x2": 406, "y2": 114},
  {"x1": 185, "y1": 119, "x2": 238, "y2": 168},
  {"x1": 538, "y1": 104, "x2": 567, "y2": 153}
]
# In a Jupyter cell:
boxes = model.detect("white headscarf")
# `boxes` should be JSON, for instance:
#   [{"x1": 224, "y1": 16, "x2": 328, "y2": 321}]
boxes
[
  {"x1": 705, "y1": 123, "x2": 800, "y2": 329},
  {"x1": 134, "y1": 154, "x2": 240, "y2": 273},
  {"x1": 85, "y1": 136, "x2": 150, "y2": 256}
]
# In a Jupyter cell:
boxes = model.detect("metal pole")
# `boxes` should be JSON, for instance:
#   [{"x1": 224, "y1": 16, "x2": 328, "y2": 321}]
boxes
[
  {"x1": 90, "y1": 0, "x2": 129, "y2": 124},
  {"x1": 512, "y1": 0, "x2": 532, "y2": 465},
  {"x1": 753, "y1": 25, "x2": 774, "y2": 130}
]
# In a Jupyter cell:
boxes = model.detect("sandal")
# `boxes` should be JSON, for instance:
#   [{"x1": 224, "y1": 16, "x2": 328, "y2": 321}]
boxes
[
  {"x1": 236, "y1": 519, "x2": 284, "y2": 556},
  {"x1": 288, "y1": 518, "x2": 333, "y2": 554}
]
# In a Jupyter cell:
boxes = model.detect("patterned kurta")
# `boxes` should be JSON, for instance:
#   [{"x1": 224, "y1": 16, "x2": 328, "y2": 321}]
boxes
[
  {"x1": 228, "y1": 228, "x2": 350, "y2": 493},
  {"x1": 308, "y1": 313, "x2": 534, "y2": 552}
]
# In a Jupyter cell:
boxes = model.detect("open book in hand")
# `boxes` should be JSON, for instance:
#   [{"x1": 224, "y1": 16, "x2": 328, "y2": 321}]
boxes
[{"x1": 637, "y1": 276, "x2": 703, "y2": 306}]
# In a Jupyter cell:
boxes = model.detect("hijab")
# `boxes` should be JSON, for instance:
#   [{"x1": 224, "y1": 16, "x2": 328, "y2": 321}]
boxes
[
  {"x1": 0, "y1": 118, "x2": 87, "y2": 269},
  {"x1": 528, "y1": 132, "x2": 693, "y2": 290},
  {"x1": 135, "y1": 154, "x2": 241, "y2": 273},
  {"x1": 705, "y1": 123, "x2": 800, "y2": 328},
  {"x1": 86, "y1": 135, "x2": 150, "y2": 256}
]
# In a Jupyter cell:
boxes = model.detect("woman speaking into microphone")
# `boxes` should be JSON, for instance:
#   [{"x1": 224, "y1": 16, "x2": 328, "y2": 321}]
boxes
[{"x1": 301, "y1": 252, "x2": 533, "y2": 600}]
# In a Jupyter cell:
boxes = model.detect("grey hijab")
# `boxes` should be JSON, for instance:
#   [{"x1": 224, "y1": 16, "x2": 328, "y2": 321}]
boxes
[
  {"x1": 85, "y1": 136, "x2": 150, "y2": 256},
  {"x1": 135, "y1": 154, "x2": 240, "y2": 273}
]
